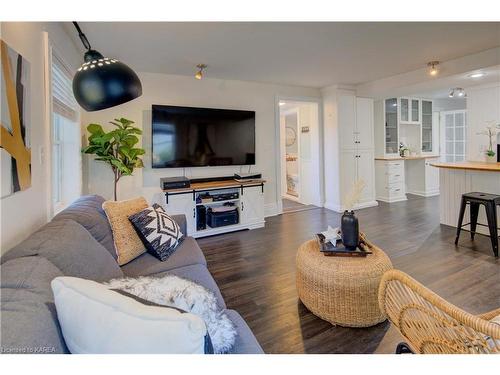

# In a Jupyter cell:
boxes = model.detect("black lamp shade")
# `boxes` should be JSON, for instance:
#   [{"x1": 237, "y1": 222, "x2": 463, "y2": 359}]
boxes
[{"x1": 73, "y1": 51, "x2": 142, "y2": 112}]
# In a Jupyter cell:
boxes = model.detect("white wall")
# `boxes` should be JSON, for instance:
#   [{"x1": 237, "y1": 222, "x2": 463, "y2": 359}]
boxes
[
  {"x1": 82, "y1": 72, "x2": 320, "y2": 215},
  {"x1": 0, "y1": 22, "x2": 80, "y2": 253},
  {"x1": 433, "y1": 98, "x2": 467, "y2": 112},
  {"x1": 466, "y1": 83, "x2": 500, "y2": 161}
]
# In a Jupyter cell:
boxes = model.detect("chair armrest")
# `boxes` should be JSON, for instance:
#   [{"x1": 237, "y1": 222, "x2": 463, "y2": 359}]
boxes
[
  {"x1": 171, "y1": 214, "x2": 187, "y2": 235},
  {"x1": 477, "y1": 307, "x2": 500, "y2": 321}
]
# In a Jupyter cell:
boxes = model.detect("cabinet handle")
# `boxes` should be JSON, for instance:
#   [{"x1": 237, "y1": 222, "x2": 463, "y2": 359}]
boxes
[
  {"x1": 193, "y1": 208, "x2": 196, "y2": 218},
  {"x1": 394, "y1": 174, "x2": 400, "y2": 177},
  {"x1": 241, "y1": 202, "x2": 244, "y2": 211}
]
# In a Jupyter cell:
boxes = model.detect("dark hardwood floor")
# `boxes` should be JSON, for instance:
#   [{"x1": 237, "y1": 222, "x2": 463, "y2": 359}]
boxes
[{"x1": 197, "y1": 195, "x2": 500, "y2": 354}]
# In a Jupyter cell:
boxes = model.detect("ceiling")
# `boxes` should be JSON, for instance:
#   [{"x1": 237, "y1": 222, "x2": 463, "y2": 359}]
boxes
[
  {"x1": 68, "y1": 22, "x2": 500, "y2": 88},
  {"x1": 411, "y1": 65, "x2": 500, "y2": 99}
]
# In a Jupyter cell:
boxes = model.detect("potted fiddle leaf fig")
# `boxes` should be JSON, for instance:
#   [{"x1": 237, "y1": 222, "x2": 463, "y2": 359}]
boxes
[{"x1": 82, "y1": 118, "x2": 145, "y2": 200}]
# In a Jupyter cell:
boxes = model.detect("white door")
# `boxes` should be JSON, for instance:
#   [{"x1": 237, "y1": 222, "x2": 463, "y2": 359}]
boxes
[
  {"x1": 240, "y1": 186, "x2": 264, "y2": 225},
  {"x1": 355, "y1": 97, "x2": 374, "y2": 150},
  {"x1": 166, "y1": 194, "x2": 196, "y2": 235},
  {"x1": 338, "y1": 95, "x2": 356, "y2": 150},
  {"x1": 356, "y1": 150, "x2": 376, "y2": 204}
]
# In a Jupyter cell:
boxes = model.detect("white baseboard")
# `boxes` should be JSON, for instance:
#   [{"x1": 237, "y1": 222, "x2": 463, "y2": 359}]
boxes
[
  {"x1": 376, "y1": 195, "x2": 408, "y2": 203},
  {"x1": 265, "y1": 202, "x2": 279, "y2": 217},
  {"x1": 406, "y1": 189, "x2": 440, "y2": 197},
  {"x1": 324, "y1": 200, "x2": 378, "y2": 213}
]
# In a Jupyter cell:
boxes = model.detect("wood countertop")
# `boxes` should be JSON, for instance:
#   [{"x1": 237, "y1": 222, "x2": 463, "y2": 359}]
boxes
[
  {"x1": 375, "y1": 155, "x2": 439, "y2": 161},
  {"x1": 163, "y1": 179, "x2": 266, "y2": 193},
  {"x1": 430, "y1": 161, "x2": 500, "y2": 172}
]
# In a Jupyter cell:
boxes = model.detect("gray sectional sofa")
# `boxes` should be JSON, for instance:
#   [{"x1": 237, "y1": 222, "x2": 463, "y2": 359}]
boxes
[{"x1": 0, "y1": 195, "x2": 263, "y2": 354}]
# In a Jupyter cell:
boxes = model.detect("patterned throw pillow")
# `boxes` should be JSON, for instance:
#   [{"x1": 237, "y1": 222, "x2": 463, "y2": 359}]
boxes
[{"x1": 128, "y1": 204, "x2": 184, "y2": 261}]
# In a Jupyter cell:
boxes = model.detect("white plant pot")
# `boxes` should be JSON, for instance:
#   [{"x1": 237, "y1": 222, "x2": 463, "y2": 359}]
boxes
[{"x1": 485, "y1": 154, "x2": 497, "y2": 163}]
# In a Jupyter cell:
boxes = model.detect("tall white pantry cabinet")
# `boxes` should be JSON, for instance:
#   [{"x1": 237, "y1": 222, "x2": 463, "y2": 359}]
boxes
[{"x1": 323, "y1": 87, "x2": 377, "y2": 212}]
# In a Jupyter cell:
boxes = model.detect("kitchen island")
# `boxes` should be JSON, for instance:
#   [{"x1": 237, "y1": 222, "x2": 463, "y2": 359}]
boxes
[{"x1": 431, "y1": 161, "x2": 500, "y2": 236}]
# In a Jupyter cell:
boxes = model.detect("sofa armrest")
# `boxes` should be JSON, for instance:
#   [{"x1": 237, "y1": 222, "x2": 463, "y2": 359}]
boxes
[{"x1": 171, "y1": 214, "x2": 187, "y2": 235}]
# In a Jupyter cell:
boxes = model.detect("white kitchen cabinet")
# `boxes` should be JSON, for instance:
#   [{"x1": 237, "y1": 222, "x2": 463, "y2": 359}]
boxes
[
  {"x1": 338, "y1": 95, "x2": 357, "y2": 150},
  {"x1": 322, "y1": 89, "x2": 377, "y2": 212},
  {"x1": 375, "y1": 160, "x2": 406, "y2": 203},
  {"x1": 341, "y1": 150, "x2": 376, "y2": 208},
  {"x1": 375, "y1": 97, "x2": 433, "y2": 157},
  {"x1": 357, "y1": 150, "x2": 376, "y2": 204},
  {"x1": 400, "y1": 97, "x2": 420, "y2": 124},
  {"x1": 355, "y1": 97, "x2": 375, "y2": 150}
]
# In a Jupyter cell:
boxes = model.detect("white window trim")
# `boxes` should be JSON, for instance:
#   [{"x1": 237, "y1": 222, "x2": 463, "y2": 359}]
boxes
[{"x1": 43, "y1": 33, "x2": 82, "y2": 218}]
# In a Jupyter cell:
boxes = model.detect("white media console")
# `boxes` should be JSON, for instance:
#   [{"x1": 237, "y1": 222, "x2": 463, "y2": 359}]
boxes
[{"x1": 163, "y1": 179, "x2": 266, "y2": 238}]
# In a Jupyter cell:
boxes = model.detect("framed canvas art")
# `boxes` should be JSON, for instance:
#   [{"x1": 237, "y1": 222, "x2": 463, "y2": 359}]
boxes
[{"x1": 1, "y1": 39, "x2": 31, "y2": 198}]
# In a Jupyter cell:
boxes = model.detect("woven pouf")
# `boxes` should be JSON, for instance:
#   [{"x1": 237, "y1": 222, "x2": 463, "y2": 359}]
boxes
[{"x1": 296, "y1": 234, "x2": 393, "y2": 327}]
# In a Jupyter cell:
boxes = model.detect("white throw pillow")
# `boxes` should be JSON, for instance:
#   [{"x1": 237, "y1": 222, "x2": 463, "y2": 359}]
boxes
[{"x1": 51, "y1": 277, "x2": 209, "y2": 354}]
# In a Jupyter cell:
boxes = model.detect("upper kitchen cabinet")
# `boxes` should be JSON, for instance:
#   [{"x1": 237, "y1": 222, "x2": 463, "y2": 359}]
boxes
[
  {"x1": 374, "y1": 97, "x2": 435, "y2": 158},
  {"x1": 384, "y1": 98, "x2": 399, "y2": 155},
  {"x1": 421, "y1": 100, "x2": 433, "y2": 153},
  {"x1": 399, "y1": 97, "x2": 420, "y2": 124}
]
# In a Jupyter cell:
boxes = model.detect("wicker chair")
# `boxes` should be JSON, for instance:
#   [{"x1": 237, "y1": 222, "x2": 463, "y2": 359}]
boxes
[{"x1": 378, "y1": 269, "x2": 500, "y2": 354}]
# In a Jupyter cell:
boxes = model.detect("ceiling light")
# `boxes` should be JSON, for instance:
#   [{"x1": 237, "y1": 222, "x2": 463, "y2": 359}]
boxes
[
  {"x1": 279, "y1": 102, "x2": 285, "y2": 106},
  {"x1": 449, "y1": 88, "x2": 466, "y2": 98},
  {"x1": 469, "y1": 72, "x2": 486, "y2": 78},
  {"x1": 195, "y1": 64, "x2": 207, "y2": 80},
  {"x1": 72, "y1": 22, "x2": 142, "y2": 112},
  {"x1": 427, "y1": 61, "x2": 440, "y2": 76}
]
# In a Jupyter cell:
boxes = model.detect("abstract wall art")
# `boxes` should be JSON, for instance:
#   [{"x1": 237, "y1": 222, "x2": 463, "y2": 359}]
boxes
[{"x1": 1, "y1": 39, "x2": 31, "y2": 198}]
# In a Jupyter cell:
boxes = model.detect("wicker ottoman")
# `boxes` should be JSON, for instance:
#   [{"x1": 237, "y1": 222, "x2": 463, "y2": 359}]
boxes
[{"x1": 296, "y1": 234, "x2": 393, "y2": 327}]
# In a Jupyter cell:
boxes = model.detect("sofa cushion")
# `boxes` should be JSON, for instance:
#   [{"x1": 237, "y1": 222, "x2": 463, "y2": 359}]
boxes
[
  {"x1": 128, "y1": 203, "x2": 184, "y2": 262},
  {"x1": 102, "y1": 197, "x2": 149, "y2": 265},
  {"x1": 51, "y1": 276, "x2": 209, "y2": 354},
  {"x1": 2, "y1": 219, "x2": 123, "y2": 282},
  {"x1": 153, "y1": 264, "x2": 226, "y2": 310},
  {"x1": 52, "y1": 195, "x2": 116, "y2": 259},
  {"x1": 121, "y1": 236, "x2": 206, "y2": 276},
  {"x1": 225, "y1": 309, "x2": 264, "y2": 354},
  {"x1": 1, "y1": 256, "x2": 68, "y2": 354}
]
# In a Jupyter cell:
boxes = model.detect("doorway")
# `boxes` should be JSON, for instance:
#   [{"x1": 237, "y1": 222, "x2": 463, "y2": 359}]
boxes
[{"x1": 278, "y1": 99, "x2": 322, "y2": 214}]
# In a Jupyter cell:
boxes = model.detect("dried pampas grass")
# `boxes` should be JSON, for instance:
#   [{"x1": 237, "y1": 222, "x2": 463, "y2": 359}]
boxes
[{"x1": 344, "y1": 179, "x2": 366, "y2": 211}]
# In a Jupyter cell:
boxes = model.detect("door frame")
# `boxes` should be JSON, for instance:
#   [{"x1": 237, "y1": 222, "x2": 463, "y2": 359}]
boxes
[
  {"x1": 280, "y1": 107, "x2": 301, "y2": 202},
  {"x1": 274, "y1": 95, "x2": 324, "y2": 215}
]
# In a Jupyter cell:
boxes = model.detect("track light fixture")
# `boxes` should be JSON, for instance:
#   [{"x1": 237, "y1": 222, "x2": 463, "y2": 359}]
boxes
[
  {"x1": 449, "y1": 88, "x2": 466, "y2": 98},
  {"x1": 195, "y1": 64, "x2": 207, "y2": 80},
  {"x1": 427, "y1": 61, "x2": 440, "y2": 76},
  {"x1": 72, "y1": 22, "x2": 142, "y2": 111}
]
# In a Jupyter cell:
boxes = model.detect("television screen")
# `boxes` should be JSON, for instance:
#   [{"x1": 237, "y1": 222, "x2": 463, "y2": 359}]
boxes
[{"x1": 152, "y1": 105, "x2": 256, "y2": 168}]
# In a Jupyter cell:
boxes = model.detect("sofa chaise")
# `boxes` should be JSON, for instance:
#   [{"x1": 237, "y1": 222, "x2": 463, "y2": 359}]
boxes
[{"x1": 0, "y1": 195, "x2": 263, "y2": 354}]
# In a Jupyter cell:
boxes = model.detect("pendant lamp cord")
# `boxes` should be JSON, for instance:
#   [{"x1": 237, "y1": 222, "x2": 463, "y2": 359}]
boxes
[{"x1": 72, "y1": 22, "x2": 92, "y2": 51}]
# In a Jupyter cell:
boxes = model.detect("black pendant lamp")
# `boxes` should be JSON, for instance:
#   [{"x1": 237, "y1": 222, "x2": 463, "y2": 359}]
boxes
[{"x1": 72, "y1": 22, "x2": 142, "y2": 111}]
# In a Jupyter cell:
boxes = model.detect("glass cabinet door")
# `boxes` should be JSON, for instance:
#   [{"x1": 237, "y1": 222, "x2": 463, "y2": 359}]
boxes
[
  {"x1": 385, "y1": 98, "x2": 398, "y2": 154},
  {"x1": 400, "y1": 98, "x2": 409, "y2": 123},
  {"x1": 411, "y1": 99, "x2": 420, "y2": 123},
  {"x1": 421, "y1": 100, "x2": 432, "y2": 152}
]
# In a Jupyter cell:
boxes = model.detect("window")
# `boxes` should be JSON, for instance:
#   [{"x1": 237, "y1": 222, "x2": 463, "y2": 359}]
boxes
[
  {"x1": 440, "y1": 110, "x2": 466, "y2": 162},
  {"x1": 51, "y1": 52, "x2": 81, "y2": 214}
]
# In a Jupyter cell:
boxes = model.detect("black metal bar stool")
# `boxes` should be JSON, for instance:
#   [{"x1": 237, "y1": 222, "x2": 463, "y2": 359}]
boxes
[{"x1": 455, "y1": 192, "x2": 500, "y2": 257}]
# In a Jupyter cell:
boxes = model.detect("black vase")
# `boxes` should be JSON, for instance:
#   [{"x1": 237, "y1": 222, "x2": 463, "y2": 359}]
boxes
[{"x1": 341, "y1": 210, "x2": 359, "y2": 250}]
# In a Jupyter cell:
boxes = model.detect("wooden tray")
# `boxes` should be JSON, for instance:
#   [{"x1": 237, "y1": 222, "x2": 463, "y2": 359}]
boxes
[{"x1": 315, "y1": 233, "x2": 372, "y2": 257}]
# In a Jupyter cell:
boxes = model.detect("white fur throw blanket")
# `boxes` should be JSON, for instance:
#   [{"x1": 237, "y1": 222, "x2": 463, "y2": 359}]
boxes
[{"x1": 105, "y1": 275, "x2": 237, "y2": 353}]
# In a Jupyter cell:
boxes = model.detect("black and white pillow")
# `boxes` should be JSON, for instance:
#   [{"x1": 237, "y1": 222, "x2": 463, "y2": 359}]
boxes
[{"x1": 128, "y1": 203, "x2": 184, "y2": 261}]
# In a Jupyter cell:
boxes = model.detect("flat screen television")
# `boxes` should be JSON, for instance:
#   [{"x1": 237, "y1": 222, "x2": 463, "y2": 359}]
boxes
[{"x1": 152, "y1": 105, "x2": 256, "y2": 168}]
